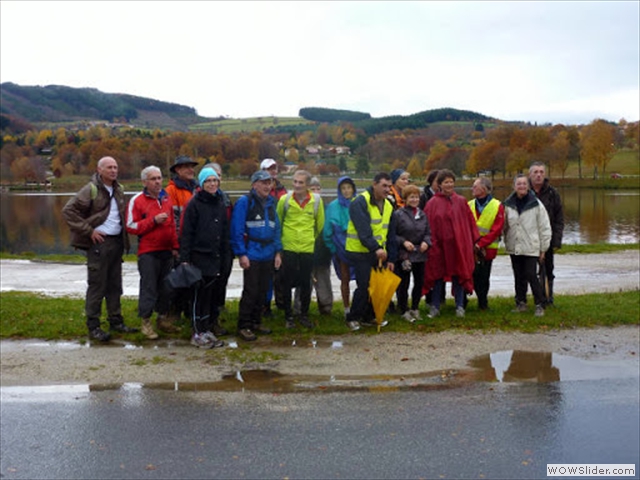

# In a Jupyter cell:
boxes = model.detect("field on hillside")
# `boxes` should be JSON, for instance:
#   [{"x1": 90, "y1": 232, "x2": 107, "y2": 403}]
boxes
[
  {"x1": 560, "y1": 148, "x2": 639, "y2": 178},
  {"x1": 188, "y1": 116, "x2": 314, "y2": 133}
]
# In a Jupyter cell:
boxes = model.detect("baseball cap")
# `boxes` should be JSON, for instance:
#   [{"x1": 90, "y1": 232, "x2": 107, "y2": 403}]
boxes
[
  {"x1": 260, "y1": 158, "x2": 277, "y2": 170},
  {"x1": 251, "y1": 170, "x2": 272, "y2": 183}
]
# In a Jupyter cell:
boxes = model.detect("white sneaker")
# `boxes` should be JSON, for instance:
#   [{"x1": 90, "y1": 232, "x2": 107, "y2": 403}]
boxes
[
  {"x1": 534, "y1": 305, "x2": 545, "y2": 317},
  {"x1": 456, "y1": 307, "x2": 465, "y2": 318},
  {"x1": 401, "y1": 311, "x2": 415, "y2": 323},
  {"x1": 346, "y1": 320, "x2": 360, "y2": 331},
  {"x1": 410, "y1": 310, "x2": 421, "y2": 320},
  {"x1": 428, "y1": 306, "x2": 440, "y2": 318}
]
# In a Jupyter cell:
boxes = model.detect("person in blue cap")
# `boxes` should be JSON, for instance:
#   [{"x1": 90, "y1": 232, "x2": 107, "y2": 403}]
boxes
[
  {"x1": 230, "y1": 170, "x2": 283, "y2": 341},
  {"x1": 179, "y1": 167, "x2": 230, "y2": 348}
]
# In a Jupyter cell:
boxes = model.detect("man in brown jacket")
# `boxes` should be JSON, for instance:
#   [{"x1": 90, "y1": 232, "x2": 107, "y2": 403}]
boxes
[{"x1": 62, "y1": 156, "x2": 138, "y2": 342}]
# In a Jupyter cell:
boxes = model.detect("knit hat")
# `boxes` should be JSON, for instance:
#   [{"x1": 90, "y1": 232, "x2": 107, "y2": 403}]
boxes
[
  {"x1": 390, "y1": 169, "x2": 405, "y2": 185},
  {"x1": 198, "y1": 167, "x2": 219, "y2": 186}
]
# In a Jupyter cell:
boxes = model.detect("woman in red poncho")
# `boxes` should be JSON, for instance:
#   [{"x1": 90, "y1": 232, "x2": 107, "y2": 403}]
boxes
[{"x1": 423, "y1": 169, "x2": 479, "y2": 319}]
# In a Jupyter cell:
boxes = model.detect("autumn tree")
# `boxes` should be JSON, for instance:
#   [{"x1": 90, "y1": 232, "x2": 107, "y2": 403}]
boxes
[
  {"x1": 581, "y1": 119, "x2": 617, "y2": 178},
  {"x1": 506, "y1": 147, "x2": 530, "y2": 175},
  {"x1": 549, "y1": 131, "x2": 570, "y2": 178},
  {"x1": 406, "y1": 156, "x2": 423, "y2": 179}
]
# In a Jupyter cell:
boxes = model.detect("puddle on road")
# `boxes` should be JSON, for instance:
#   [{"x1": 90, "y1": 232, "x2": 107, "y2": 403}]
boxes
[
  {"x1": 469, "y1": 350, "x2": 639, "y2": 382},
  {"x1": 87, "y1": 369, "x2": 458, "y2": 394}
]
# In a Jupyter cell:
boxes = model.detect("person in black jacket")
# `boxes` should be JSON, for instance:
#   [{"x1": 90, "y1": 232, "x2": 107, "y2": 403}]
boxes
[
  {"x1": 179, "y1": 167, "x2": 230, "y2": 349},
  {"x1": 529, "y1": 162, "x2": 564, "y2": 305},
  {"x1": 393, "y1": 185, "x2": 431, "y2": 322}
]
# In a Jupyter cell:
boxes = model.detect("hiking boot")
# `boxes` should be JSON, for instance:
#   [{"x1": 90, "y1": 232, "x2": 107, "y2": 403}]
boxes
[
  {"x1": 456, "y1": 307, "x2": 465, "y2": 318},
  {"x1": 202, "y1": 331, "x2": 225, "y2": 348},
  {"x1": 346, "y1": 320, "x2": 361, "y2": 331},
  {"x1": 401, "y1": 311, "x2": 416, "y2": 323},
  {"x1": 285, "y1": 317, "x2": 296, "y2": 329},
  {"x1": 110, "y1": 323, "x2": 139, "y2": 334},
  {"x1": 156, "y1": 315, "x2": 181, "y2": 333},
  {"x1": 534, "y1": 304, "x2": 545, "y2": 317},
  {"x1": 360, "y1": 319, "x2": 388, "y2": 328},
  {"x1": 191, "y1": 333, "x2": 213, "y2": 348},
  {"x1": 511, "y1": 302, "x2": 528, "y2": 313},
  {"x1": 140, "y1": 318, "x2": 159, "y2": 340},
  {"x1": 211, "y1": 322, "x2": 229, "y2": 337},
  {"x1": 237, "y1": 328, "x2": 257, "y2": 342},
  {"x1": 428, "y1": 306, "x2": 440, "y2": 319},
  {"x1": 252, "y1": 324, "x2": 272, "y2": 335},
  {"x1": 89, "y1": 327, "x2": 111, "y2": 342},
  {"x1": 298, "y1": 315, "x2": 313, "y2": 329}
]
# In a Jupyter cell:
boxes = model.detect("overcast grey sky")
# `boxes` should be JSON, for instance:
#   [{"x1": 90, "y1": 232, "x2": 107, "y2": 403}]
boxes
[{"x1": 1, "y1": 1, "x2": 638, "y2": 125}]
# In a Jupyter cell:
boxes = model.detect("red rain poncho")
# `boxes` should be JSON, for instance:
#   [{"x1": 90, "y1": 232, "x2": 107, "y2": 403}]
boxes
[{"x1": 423, "y1": 192, "x2": 480, "y2": 295}]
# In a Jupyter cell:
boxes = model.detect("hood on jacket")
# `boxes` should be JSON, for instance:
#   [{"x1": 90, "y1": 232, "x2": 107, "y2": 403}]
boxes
[{"x1": 336, "y1": 176, "x2": 357, "y2": 208}]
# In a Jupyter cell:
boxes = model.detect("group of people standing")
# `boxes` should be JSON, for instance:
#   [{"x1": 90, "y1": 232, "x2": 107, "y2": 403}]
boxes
[{"x1": 62, "y1": 155, "x2": 563, "y2": 348}]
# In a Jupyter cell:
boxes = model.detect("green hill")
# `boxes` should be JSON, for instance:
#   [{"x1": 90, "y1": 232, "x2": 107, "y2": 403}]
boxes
[{"x1": 0, "y1": 82, "x2": 213, "y2": 130}]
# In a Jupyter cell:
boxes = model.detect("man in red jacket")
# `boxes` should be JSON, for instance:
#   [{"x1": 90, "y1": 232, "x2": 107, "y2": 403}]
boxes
[{"x1": 126, "y1": 166, "x2": 180, "y2": 339}]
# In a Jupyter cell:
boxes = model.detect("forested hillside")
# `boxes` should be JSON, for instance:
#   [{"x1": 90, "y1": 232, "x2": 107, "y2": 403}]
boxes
[{"x1": 0, "y1": 83, "x2": 210, "y2": 129}]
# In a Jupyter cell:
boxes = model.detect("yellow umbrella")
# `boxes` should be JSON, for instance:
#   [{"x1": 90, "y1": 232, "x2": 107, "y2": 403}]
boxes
[{"x1": 368, "y1": 261, "x2": 402, "y2": 332}]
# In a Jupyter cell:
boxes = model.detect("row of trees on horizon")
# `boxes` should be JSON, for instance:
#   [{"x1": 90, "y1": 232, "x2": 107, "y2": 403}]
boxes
[{"x1": 1, "y1": 116, "x2": 638, "y2": 185}]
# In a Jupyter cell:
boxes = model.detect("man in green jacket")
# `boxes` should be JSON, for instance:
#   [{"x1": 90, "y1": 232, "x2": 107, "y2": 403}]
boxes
[
  {"x1": 62, "y1": 156, "x2": 138, "y2": 342},
  {"x1": 276, "y1": 170, "x2": 325, "y2": 329}
]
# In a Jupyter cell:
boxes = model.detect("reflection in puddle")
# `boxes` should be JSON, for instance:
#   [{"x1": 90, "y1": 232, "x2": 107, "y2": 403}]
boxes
[
  {"x1": 2, "y1": 370, "x2": 457, "y2": 399},
  {"x1": 470, "y1": 350, "x2": 639, "y2": 382}
]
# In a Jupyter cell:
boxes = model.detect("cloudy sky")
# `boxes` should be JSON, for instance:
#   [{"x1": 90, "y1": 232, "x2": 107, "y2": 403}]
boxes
[{"x1": 1, "y1": 1, "x2": 638, "y2": 125}]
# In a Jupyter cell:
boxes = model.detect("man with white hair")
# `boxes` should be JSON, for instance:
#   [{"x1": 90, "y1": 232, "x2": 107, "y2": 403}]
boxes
[
  {"x1": 126, "y1": 166, "x2": 180, "y2": 339},
  {"x1": 62, "y1": 156, "x2": 138, "y2": 342}
]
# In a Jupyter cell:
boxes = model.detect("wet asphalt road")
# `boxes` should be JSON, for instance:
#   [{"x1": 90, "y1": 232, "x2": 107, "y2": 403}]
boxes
[{"x1": 2, "y1": 378, "x2": 638, "y2": 479}]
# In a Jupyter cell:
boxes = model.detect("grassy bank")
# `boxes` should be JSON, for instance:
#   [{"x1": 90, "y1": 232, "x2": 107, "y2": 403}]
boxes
[{"x1": 1, "y1": 290, "x2": 638, "y2": 342}]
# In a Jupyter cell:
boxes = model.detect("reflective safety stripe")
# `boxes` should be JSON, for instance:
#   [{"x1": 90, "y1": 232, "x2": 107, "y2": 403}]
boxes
[{"x1": 346, "y1": 190, "x2": 392, "y2": 253}]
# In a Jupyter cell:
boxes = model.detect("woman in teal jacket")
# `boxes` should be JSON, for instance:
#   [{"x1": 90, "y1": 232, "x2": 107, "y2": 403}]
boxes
[{"x1": 323, "y1": 176, "x2": 357, "y2": 317}]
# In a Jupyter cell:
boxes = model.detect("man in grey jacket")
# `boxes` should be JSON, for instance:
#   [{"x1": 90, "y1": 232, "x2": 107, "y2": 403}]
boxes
[{"x1": 62, "y1": 156, "x2": 138, "y2": 342}]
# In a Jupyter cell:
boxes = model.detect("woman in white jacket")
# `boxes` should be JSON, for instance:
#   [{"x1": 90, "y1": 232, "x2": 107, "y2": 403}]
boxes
[{"x1": 503, "y1": 174, "x2": 552, "y2": 316}]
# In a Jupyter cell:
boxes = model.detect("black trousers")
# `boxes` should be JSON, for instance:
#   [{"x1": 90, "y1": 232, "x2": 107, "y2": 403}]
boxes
[
  {"x1": 238, "y1": 260, "x2": 274, "y2": 331},
  {"x1": 345, "y1": 251, "x2": 376, "y2": 323},
  {"x1": 281, "y1": 251, "x2": 314, "y2": 317},
  {"x1": 85, "y1": 236, "x2": 124, "y2": 331},
  {"x1": 472, "y1": 259, "x2": 493, "y2": 309},
  {"x1": 510, "y1": 255, "x2": 545, "y2": 306},
  {"x1": 191, "y1": 276, "x2": 221, "y2": 334},
  {"x1": 137, "y1": 251, "x2": 173, "y2": 319},
  {"x1": 396, "y1": 261, "x2": 425, "y2": 313}
]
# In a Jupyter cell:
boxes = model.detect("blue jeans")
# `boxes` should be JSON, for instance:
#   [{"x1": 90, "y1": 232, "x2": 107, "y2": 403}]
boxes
[{"x1": 431, "y1": 277, "x2": 465, "y2": 310}]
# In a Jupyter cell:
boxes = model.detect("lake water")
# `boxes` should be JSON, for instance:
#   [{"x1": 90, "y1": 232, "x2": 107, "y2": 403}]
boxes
[{"x1": 0, "y1": 188, "x2": 638, "y2": 255}]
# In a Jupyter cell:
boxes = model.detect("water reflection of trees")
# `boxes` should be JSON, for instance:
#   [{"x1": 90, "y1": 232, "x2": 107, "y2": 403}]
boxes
[{"x1": 1, "y1": 189, "x2": 638, "y2": 254}]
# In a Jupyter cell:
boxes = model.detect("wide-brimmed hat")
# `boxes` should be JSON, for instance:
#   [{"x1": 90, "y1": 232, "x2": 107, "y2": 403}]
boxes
[{"x1": 170, "y1": 155, "x2": 199, "y2": 173}]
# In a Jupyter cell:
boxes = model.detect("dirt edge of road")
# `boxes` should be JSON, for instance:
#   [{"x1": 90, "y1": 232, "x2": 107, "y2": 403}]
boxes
[{"x1": 1, "y1": 326, "x2": 638, "y2": 387}]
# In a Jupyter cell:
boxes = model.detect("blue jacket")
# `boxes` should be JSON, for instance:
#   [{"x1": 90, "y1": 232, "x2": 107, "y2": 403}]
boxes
[
  {"x1": 323, "y1": 176, "x2": 356, "y2": 258},
  {"x1": 230, "y1": 189, "x2": 282, "y2": 262}
]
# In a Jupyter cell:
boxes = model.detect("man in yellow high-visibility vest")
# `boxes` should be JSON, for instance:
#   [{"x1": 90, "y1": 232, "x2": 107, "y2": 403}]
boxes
[
  {"x1": 468, "y1": 177, "x2": 505, "y2": 310},
  {"x1": 345, "y1": 172, "x2": 398, "y2": 331}
]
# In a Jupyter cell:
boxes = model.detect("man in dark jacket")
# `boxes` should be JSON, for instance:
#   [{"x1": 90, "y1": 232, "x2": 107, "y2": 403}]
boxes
[
  {"x1": 529, "y1": 161, "x2": 564, "y2": 305},
  {"x1": 344, "y1": 172, "x2": 398, "y2": 331},
  {"x1": 62, "y1": 156, "x2": 138, "y2": 342}
]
